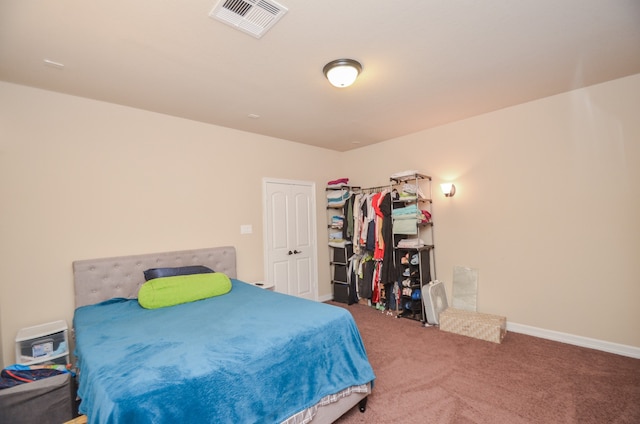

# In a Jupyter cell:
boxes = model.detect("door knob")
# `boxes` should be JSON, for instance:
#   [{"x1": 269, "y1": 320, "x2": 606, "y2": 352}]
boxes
[
  {"x1": 288, "y1": 251, "x2": 293, "y2": 255},
  {"x1": 293, "y1": 250, "x2": 301, "y2": 254}
]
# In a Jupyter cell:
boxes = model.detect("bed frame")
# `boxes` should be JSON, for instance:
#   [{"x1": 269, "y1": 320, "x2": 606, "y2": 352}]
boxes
[
  {"x1": 72, "y1": 246, "x2": 369, "y2": 424},
  {"x1": 73, "y1": 246, "x2": 237, "y2": 308}
]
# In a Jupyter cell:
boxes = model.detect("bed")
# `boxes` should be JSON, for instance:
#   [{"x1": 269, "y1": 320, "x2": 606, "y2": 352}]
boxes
[{"x1": 72, "y1": 246, "x2": 375, "y2": 424}]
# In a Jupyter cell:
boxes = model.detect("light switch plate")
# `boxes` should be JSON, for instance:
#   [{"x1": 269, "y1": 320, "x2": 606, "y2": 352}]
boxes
[{"x1": 240, "y1": 224, "x2": 253, "y2": 234}]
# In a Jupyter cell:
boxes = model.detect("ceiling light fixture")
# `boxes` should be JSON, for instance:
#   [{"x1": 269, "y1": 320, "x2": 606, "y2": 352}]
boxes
[{"x1": 323, "y1": 59, "x2": 362, "y2": 88}]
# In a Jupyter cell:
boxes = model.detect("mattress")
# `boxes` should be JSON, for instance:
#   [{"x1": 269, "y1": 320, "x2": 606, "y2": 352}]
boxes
[{"x1": 73, "y1": 280, "x2": 375, "y2": 423}]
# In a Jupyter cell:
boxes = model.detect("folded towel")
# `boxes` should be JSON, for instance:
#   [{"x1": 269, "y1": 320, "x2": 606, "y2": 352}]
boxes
[
  {"x1": 391, "y1": 170, "x2": 420, "y2": 179},
  {"x1": 393, "y1": 218, "x2": 418, "y2": 235},
  {"x1": 392, "y1": 204, "x2": 418, "y2": 216},
  {"x1": 327, "y1": 177, "x2": 349, "y2": 186}
]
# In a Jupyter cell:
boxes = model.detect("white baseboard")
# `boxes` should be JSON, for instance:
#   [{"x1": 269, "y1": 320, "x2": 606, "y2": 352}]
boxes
[
  {"x1": 318, "y1": 293, "x2": 333, "y2": 303},
  {"x1": 320, "y1": 296, "x2": 640, "y2": 359},
  {"x1": 507, "y1": 322, "x2": 640, "y2": 359}
]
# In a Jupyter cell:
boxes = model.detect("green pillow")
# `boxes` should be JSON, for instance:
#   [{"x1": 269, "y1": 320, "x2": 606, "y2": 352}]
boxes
[{"x1": 138, "y1": 272, "x2": 232, "y2": 309}]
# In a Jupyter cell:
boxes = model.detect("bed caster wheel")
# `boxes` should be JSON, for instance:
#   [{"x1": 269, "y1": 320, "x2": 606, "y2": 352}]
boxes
[{"x1": 358, "y1": 397, "x2": 368, "y2": 413}]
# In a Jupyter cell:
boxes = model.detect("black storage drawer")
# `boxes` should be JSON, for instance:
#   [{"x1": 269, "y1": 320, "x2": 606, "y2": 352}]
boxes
[
  {"x1": 332, "y1": 264, "x2": 348, "y2": 283},
  {"x1": 333, "y1": 282, "x2": 350, "y2": 304},
  {"x1": 332, "y1": 244, "x2": 354, "y2": 263}
]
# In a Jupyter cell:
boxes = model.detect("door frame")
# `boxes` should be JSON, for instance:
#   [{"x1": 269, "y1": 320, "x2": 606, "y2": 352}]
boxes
[{"x1": 262, "y1": 177, "x2": 319, "y2": 299}]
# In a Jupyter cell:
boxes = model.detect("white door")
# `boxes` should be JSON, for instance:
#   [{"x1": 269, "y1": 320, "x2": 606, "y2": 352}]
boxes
[{"x1": 263, "y1": 179, "x2": 317, "y2": 301}]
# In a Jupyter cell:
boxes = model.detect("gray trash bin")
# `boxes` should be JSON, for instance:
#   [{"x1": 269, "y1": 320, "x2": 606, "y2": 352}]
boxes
[{"x1": 0, "y1": 372, "x2": 75, "y2": 424}]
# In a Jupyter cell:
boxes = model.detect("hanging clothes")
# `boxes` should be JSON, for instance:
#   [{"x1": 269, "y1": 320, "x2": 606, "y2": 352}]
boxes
[
  {"x1": 346, "y1": 194, "x2": 355, "y2": 240},
  {"x1": 371, "y1": 191, "x2": 384, "y2": 260},
  {"x1": 371, "y1": 260, "x2": 382, "y2": 304},
  {"x1": 359, "y1": 255, "x2": 374, "y2": 299},
  {"x1": 361, "y1": 194, "x2": 374, "y2": 250},
  {"x1": 379, "y1": 192, "x2": 397, "y2": 285},
  {"x1": 352, "y1": 193, "x2": 363, "y2": 255}
]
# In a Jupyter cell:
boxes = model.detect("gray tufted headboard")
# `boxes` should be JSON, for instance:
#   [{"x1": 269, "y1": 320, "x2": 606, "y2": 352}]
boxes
[{"x1": 72, "y1": 246, "x2": 237, "y2": 308}]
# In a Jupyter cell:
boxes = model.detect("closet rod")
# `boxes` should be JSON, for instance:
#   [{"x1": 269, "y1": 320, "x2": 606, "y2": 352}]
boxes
[{"x1": 360, "y1": 184, "x2": 389, "y2": 193}]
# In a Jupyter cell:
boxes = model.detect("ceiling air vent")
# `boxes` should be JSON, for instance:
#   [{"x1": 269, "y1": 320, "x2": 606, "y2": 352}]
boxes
[{"x1": 209, "y1": 0, "x2": 288, "y2": 39}]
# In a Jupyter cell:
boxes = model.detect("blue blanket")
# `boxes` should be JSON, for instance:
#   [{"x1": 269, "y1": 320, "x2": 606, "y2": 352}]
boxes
[{"x1": 74, "y1": 281, "x2": 375, "y2": 424}]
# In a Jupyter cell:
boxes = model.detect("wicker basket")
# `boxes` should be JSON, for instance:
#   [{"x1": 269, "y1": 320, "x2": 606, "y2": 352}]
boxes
[{"x1": 439, "y1": 308, "x2": 507, "y2": 344}]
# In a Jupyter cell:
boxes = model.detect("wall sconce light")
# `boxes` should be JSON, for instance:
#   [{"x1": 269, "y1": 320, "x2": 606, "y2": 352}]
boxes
[
  {"x1": 323, "y1": 59, "x2": 362, "y2": 88},
  {"x1": 441, "y1": 183, "x2": 456, "y2": 197}
]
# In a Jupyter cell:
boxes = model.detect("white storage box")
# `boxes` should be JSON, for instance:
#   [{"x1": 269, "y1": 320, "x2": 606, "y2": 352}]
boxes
[
  {"x1": 15, "y1": 320, "x2": 69, "y2": 365},
  {"x1": 439, "y1": 308, "x2": 507, "y2": 344}
]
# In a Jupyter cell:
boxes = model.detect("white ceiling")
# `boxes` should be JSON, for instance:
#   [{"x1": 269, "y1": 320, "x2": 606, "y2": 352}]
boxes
[{"x1": 1, "y1": 0, "x2": 639, "y2": 152}]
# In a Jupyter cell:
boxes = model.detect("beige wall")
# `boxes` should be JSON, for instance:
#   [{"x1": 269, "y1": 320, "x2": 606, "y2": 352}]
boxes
[
  {"x1": 1, "y1": 74, "x2": 638, "y2": 365},
  {"x1": 0, "y1": 81, "x2": 340, "y2": 365},
  {"x1": 343, "y1": 74, "x2": 640, "y2": 348}
]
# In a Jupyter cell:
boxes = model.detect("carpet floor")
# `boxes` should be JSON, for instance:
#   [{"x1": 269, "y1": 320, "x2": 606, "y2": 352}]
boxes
[{"x1": 329, "y1": 302, "x2": 640, "y2": 424}]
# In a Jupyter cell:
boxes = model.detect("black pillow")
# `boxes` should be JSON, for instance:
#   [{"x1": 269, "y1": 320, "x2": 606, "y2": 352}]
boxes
[{"x1": 143, "y1": 265, "x2": 214, "y2": 281}]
